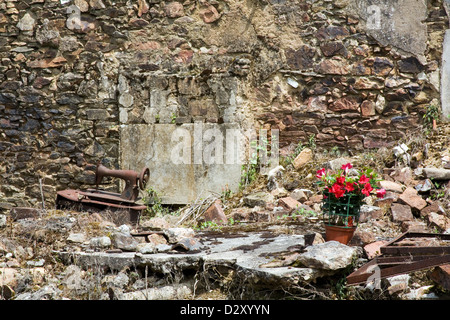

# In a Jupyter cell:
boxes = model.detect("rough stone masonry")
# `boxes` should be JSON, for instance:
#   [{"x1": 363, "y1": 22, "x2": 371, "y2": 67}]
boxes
[{"x1": 0, "y1": 0, "x2": 448, "y2": 207}]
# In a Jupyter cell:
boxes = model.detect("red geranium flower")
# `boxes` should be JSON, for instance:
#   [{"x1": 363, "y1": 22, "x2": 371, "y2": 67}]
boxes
[
  {"x1": 341, "y1": 163, "x2": 353, "y2": 171},
  {"x1": 376, "y1": 188, "x2": 386, "y2": 199},
  {"x1": 344, "y1": 182, "x2": 355, "y2": 192},
  {"x1": 316, "y1": 163, "x2": 383, "y2": 204},
  {"x1": 358, "y1": 175, "x2": 370, "y2": 185},
  {"x1": 316, "y1": 168, "x2": 326, "y2": 178},
  {"x1": 336, "y1": 176, "x2": 345, "y2": 185},
  {"x1": 361, "y1": 183, "x2": 373, "y2": 196},
  {"x1": 329, "y1": 183, "x2": 345, "y2": 198}
]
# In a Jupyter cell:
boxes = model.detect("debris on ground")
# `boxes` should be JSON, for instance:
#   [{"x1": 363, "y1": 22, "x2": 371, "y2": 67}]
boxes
[{"x1": 0, "y1": 124, "x2": 449, "y2": 300}]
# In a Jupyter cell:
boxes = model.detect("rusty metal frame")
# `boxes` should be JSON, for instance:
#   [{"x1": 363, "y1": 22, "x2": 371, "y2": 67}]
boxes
[
  {"x1": 347, "y1": 232, "x2": 450, "y2": 286},
  {"x1": 380, "y1": 232, "x2": 450, "y2": 256},
  {"x1": 56, "y1": 189, "x2": 146, "y2": 226},
  {"x1": 347, "y1": 254, "x2": 450, "y2": 286}
]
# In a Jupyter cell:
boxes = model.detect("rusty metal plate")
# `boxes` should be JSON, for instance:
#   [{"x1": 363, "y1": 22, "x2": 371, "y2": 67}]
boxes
[
  {"x1": 56, "y1": 189, "x2": 146, "y2": 226},
  {"x1": 56, "y1": 189, "x2": 146, "y2": 210}
]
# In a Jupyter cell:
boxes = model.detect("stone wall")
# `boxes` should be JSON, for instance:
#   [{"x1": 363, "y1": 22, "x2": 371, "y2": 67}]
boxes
[{"x1": 0, "y1": 0, "x2": 448, "y2": 208}]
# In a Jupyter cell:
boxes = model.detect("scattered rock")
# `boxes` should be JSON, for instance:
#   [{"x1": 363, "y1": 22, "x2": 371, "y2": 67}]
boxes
[
  {"x1": 136, "y1": 242, "x2": 157, "y2": 254},
  {"x1": 90, "y1": 236, "x2": 112, "y2": 249},
  {"x1": 140, "y1": 217, "x2": 170, "y2": 230},
  {"x1": 427, "y1": 212, "x2": 450, "y2": 231},
  {"x1": 203, "y1": 200, "x2": 227, "y2": 224},
  {"x1": 364, "y1": 240, "x2": 388, "y2": 259},
  {"x1": 430, "y1": 264, "x2": 450, "y2": 290},
  {"x1": 172, "y1": 237, "x2": 201, "y2": 251},
  {"x1": 391, "y1": 203, "x2": 414, "y2": 222},
  {"x1": 121, "y1": 284, "x2": 192, "y2": 300},
  {"x1": 400, "y1": 220, "x2": 430, "y2": 233},
  {"x1": 393, "y1": 143, "x2": 409, "y2": 157},
  {"x1": 267, "y1": 165, "x2": 285, "y2": 191},
  {"x1": 398, "y1": 187, "x2": 427, "y2": 212},
  {"x1": 326, "y1": 157, "x2": 352, "y2": 170},
  {"x1": 243, "y1": 192, "x2": 274, "y2": 208},
  {"x1": 102, "y1": 272, "x2": 129, "y2": 289},
  {"x1": 0, "y1": 0, "x2": 448, "y2": 301},
  {"x1": 14, "y1": 284, "x2": 62, "y2": 300},
  {"x1": 289, "y1": 189, "x2": 310, "y2": 202},
  {"x1": 402, "y1": 285, "x2": 438, "y2": 300},
  {"x1": 379, "y1": 180, "x2": 404, "y2": 193},
  {"x1": 112, "y1": 232, "x2": 139, "y2": 252},
  {"x1": 420, "y1": 202, "x2": 445, "y2": 218},
  {"x1": 386, "y1": 274, "x2": 410, "y2": 296},
  {"x1": 0, "y1": 268, "x2": 18, "y2": 288},
  {"x1": 164, "y1": 228, "x2": 195, "y2": 244},
  {"x1": 415, "y1": 179, "x2": 432, "y2": 193},
  {"x1": 277, "y1": 197, "x2": 301, "y2": 213},
  {"x1": 297, "y1": 241, "x2": 358, "y2": 271},
  {"x1": 292, "y1": 148, "x2": 313, "y2": 169},
  {"x1": 422, "y1": 168, "x2": 450, "y2": 180},
  {"x1": 349, "y1": 229, "x2": 376, "y2": 246},
  {"x1": 67, "y1": 233, "x2": 86, "y2": 244},
  {"x1": 359, "y1": 205, "x2": 383, "y2": 222}
]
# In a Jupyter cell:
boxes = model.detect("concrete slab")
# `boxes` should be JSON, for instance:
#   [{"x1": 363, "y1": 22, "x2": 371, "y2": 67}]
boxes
[
  {"x1": 119, "y1": 123, "x2": 245, "y2": 204},
  {"x1": 350, "y1": 0, "x2": 428, "y2": 63},
  {"x1": 441, "y1": 30, "x2": 450, "y2": 121},
  {"x1": 57, "y1": 232, "x2": 331, "y2": 285}
]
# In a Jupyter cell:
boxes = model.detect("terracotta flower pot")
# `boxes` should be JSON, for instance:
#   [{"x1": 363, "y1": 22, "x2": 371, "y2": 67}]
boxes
[{"x1": 324, "y1": 225, "x2": 356, "y2": 245}]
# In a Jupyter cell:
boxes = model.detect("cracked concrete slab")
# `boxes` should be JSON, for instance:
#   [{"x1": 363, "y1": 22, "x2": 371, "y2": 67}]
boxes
[{"x1": 57, "y1": 231, "x2": 331, "y2": 285}]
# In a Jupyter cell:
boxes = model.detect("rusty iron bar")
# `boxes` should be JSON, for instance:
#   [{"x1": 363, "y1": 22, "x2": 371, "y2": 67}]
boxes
[
  {"x1": 347, "y1": 254, "x2": 450, "y2": 286},
  {"x1": 56, "y1": 189, "x2": 147, "y2": 211},
  {"x1": 380, "y1": 232, "x2": 450, "y2": 256},
  {"x1": 347, "y1": 232, "x2": 450, "y2": 286}
]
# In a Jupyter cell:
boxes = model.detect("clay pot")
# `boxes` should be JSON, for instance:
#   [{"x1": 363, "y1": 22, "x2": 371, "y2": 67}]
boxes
[{"x1": 324, "y1": 225, "x2": 356, "y2": 245}]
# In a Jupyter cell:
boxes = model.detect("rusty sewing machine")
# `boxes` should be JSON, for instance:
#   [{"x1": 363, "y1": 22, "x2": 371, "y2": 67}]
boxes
[{"x1": 56, "y1": 162, "x2": 150, "y2": 226}]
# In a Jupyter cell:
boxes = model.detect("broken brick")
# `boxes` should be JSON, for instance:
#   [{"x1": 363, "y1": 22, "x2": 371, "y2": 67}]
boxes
[
  {"x1": 391, "y1": 203, "x2": 414, "y2": 222},
  {"x1": 379, "y1": 180, "x2": 404, "y2": 193},
  {"x1": 203, "y1": 200, "x2": 227, "y2": 224},
  {"x1": 427, "y1": 212, "x2": 450, "y2": 232},
  {"x1": 400, "y1": 220, "x2": 430, "y2": 233},
  {"x1": 364, "y1": 240, "x2": 389, "y2": 259},
  {"x1": 420, "y1": 201, "x2": 445, "y2": 218},
  {"x1": 398, "y1": 187, "x2": 427, "y2": 212},
  {"x1": 277, "y1": 197, "x2": 301, "y2": 213},
  {"x1": 431, "y1": 264, "x2": 450, "y2": 290}
]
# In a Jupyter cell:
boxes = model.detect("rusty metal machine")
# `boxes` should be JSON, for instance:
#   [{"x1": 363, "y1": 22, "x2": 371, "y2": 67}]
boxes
[{"x1": 56, "y1": 162, "x2": 150, "y2": 226}]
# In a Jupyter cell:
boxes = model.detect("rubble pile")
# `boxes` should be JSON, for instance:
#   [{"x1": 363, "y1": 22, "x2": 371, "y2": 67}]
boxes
[{"x1": 0, "y1": 124, "x2": 449, "y2": 300}]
